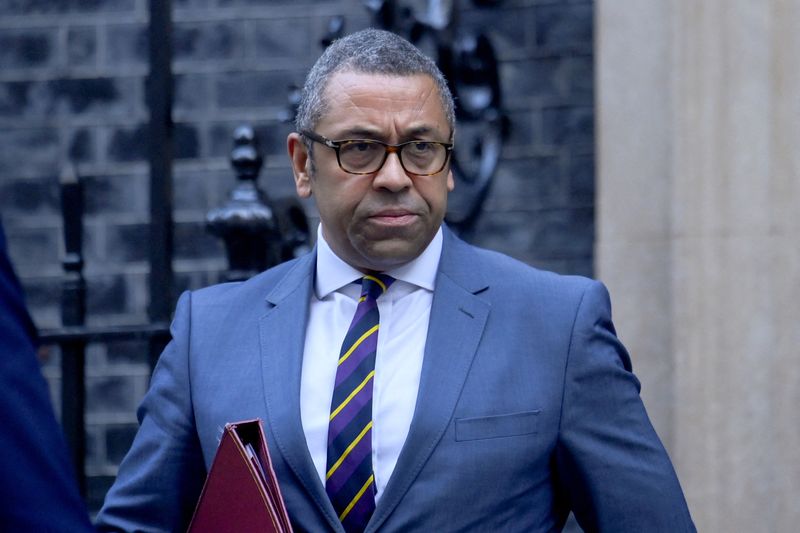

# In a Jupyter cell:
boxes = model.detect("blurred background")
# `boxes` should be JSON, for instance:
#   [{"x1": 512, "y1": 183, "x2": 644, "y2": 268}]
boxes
[{"x1": 0, "y1": 0, "x2": 797, "y2": 530}]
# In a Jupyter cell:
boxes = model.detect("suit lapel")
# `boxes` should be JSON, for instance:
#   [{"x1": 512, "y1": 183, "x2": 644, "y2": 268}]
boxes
[
  {"x1": 258, "y1": 252, "x2": 344, "y2": 532},
  {"x1": 367, "y1": 230, "x2": 490, "y2": 532}
]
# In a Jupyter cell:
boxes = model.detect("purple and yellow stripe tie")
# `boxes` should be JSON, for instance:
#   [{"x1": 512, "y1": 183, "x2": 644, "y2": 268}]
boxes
[{"x1": 326, "y1": 274, "x2": 394, "y2": 533}]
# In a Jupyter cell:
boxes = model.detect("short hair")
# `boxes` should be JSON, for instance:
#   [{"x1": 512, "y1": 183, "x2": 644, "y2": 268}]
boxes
[{"x1": 295, "y1": 28, "x2": 456, "y2": 135}]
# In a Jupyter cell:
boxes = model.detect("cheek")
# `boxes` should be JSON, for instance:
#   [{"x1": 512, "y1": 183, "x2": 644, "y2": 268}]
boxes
[
  {"x1": 419, "y1": 179, "x2": 450, "y2": 210},
  {"x1": 318, "y1": 183, "x2": 364, "y2": 223}
]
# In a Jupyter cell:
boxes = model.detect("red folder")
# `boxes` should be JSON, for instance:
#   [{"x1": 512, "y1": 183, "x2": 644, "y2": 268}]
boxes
[{"x1": 187, "y1": 419, "x2": 293, "y2": 532}]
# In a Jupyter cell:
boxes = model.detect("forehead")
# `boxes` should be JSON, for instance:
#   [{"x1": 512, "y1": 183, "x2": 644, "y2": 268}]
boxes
[{"x1": 317, "y1": 70, "x2": 449, "y2": 137}]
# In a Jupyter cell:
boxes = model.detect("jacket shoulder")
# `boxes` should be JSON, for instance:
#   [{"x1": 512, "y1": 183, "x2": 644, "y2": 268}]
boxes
[
  {"x1": 445, "y1": 232, "x2": 598, "y2": 304},
  {"x1": 188, "y1": 255, "x2": 310, "y2": 309}
]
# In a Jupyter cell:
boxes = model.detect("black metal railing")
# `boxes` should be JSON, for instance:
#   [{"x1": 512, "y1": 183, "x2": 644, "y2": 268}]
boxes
[
  {"x1": 39, "y1": 169, "x2": 172, "y2": 496},
  {"x1": 37, "y1": 1, "x2": 177, "y2": 496},
  {"x1": 39, "y1": 124, "x2": 311, "y2": 493}
]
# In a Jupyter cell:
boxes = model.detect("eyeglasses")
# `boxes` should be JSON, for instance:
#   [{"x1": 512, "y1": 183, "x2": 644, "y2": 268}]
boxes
[{"x1": 301, "y1": 130, "x2": 453, "y2": 176}]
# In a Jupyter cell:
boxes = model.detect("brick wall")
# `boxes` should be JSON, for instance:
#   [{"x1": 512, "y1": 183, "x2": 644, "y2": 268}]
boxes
[{"x1": 0, "y1": 0, "x2": 593, "y2": 513}]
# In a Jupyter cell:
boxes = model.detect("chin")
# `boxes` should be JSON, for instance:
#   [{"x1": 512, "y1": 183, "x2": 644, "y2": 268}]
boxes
[{"x1": 358, "y1": 244, "x2": 423, "y2": 271}]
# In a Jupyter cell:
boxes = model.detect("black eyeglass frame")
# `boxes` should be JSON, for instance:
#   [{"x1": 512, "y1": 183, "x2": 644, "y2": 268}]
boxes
[{"x1": 301, "y1": 130, "x2": 454, "y2": 176}]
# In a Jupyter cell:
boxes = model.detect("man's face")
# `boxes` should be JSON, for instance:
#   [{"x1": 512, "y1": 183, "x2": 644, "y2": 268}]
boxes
[{"x1": 288, "y1": 71, "x2": 454, "y2": 273}]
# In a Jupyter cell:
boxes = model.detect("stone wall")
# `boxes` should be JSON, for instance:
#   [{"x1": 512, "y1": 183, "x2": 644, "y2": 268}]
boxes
[
  {"x1": 0, "y1": 0, "x2": 594, "y2": 512},
  {"x1": 597, "y1": 0, "x2": 800, "y2": 530}
]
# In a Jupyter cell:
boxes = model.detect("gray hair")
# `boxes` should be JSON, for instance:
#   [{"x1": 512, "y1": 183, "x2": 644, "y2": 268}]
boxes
[{"x1": 295, "y1": 28, "x2": 456, "y2": 135}]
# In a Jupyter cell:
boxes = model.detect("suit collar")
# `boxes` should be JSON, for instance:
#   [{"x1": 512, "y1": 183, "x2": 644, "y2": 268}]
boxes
[
  {"x1": 437, "y1": 225, "x2": 490, "y2": 294},
  {"x1": 259, "y1": 250, "x2": 346, "y2": 532},
  {"x1": 263, "y1": 251, "x2": 316, "y2": 306}
]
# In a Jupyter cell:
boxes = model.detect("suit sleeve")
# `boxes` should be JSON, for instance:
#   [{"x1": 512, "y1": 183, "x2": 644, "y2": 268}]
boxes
[
  {"x1": 555, "y1": 280, "x2": 696, "y2": 532},
  {"x1": 96, "y1": 290, "x2": 206, "y2": 532},
  {"x1": 0, "y1": 224, "x2": 94, "y2": 531}
]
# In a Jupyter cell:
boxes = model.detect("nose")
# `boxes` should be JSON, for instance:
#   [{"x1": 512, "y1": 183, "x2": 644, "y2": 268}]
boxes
[{"x1": 372, "y1": 151, "x2": 412, "y2": 192}]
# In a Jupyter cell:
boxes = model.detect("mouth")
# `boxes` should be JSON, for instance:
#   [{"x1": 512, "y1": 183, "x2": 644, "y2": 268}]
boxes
[{"x1": 367, "y1": 209, "x2": 419, "y2": 227}]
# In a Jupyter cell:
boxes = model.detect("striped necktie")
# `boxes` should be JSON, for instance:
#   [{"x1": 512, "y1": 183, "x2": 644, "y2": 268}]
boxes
[{"x1": 326, "y1": 274, "x2": 394, "y2": 532}]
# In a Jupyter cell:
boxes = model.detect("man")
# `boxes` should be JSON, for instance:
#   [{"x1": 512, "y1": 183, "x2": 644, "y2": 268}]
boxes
[
  {"x1": 0, "y1": 220, "x2": 95, "y2": 531},
  {"x1": 97, "y1": 29, "x2": 694, "y2": 532}
]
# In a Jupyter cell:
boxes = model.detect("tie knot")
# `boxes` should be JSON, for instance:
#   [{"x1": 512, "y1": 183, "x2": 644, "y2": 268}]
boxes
[{"x1": 360, "y1": 274, "x2": 394, "y2": 300}]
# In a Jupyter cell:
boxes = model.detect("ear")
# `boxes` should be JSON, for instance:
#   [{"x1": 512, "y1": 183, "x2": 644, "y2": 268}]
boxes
[{"x1": 287, "y1": 132, "x2": 312, "y2": 198}]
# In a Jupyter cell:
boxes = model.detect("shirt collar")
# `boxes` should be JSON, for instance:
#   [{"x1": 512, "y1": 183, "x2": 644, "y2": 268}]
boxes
[{"x1": 314, "y1": 224, "x2": 443, "y2": 299}]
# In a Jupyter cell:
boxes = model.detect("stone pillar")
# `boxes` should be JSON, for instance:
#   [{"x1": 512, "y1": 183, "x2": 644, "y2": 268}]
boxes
[{"x1": 596, "y1": 1, "x2": 800, "y2": 531}]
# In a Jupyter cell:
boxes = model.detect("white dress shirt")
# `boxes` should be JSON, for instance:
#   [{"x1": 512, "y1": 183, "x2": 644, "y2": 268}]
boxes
[{"x1": 299, "y1": 224, "x2": 442, "y2": 502}]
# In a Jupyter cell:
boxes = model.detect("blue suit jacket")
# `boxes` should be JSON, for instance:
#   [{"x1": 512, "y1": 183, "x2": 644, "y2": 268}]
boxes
[
  {"x1": 97, "y1": 228, "x2": 694, "y2": 532},
  {"x1": 0, "y1": 221, "x2": 94, "y2": 531}
]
